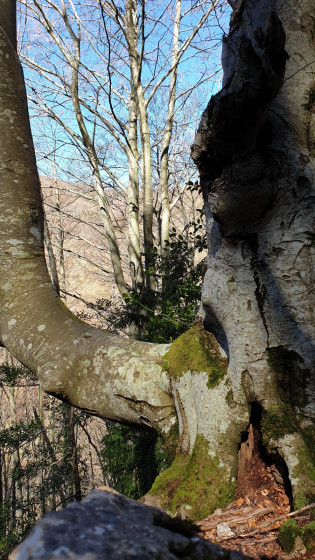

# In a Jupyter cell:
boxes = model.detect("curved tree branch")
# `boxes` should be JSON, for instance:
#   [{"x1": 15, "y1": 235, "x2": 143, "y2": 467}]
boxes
[{"x1": 0, "y1": 0, "x2": 176, "y2": 435}]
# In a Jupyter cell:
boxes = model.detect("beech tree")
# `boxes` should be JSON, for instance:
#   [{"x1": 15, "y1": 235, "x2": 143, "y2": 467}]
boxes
[{"x1": 0, "y1": 0, "x2": 314, "y2": 522}]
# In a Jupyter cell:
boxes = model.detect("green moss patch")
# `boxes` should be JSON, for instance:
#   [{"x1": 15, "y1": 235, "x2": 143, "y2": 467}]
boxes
[
  {"x1": 162, "y1": 324, "x2": 228, "y2": 389},
  {"x1": 164, "y1": 420, "x2": 179, "y2": 461},
  {"x1": 267, "y1": 346, "x2": 310, "y2": 411},
  {"x1": 261, "y1": 404, "x2": 297, "y2": 445},
  {"x1": 278, "y1": 519, "x2": 301, "y2": 552},
  {"x1": 225, "y1": 389, "x2": 236, "y2": 408},
  {"x1": 302, "y1": 521, "x2": 315, "y2": 552},
  {"x1": 149, "y1": 435, "x2": 235, "y2": 520},
  {"x1": 292, "y1": 442, "x2": 315, "y2": 509},
  {"x1": 278, "y1": 520, "x2": 315, "y2": 553}
]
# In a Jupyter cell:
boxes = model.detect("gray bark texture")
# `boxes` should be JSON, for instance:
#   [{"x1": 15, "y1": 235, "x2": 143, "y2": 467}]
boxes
[
  {"x1": 9, "y1": 489, "x2": 252, "y2": 560},
  {"x1": 188, "y1": 0, "x2": 314, "y2": 507},
  {"x1": 192, "y1": 0, "x2": 314, "y2": 408}
]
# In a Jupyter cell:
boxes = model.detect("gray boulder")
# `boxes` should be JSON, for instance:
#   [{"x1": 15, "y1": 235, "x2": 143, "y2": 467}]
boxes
[{"x1": 10, "y1": 489, "x2": 253, "y2": 560}]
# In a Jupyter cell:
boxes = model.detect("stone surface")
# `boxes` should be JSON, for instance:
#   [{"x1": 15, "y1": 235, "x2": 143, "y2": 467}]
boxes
[
  {"x1": 10, "y1": 489, "x2": 253, "y2": 560},
  {"x1": 216, "y1": 523, "x2": 236, "y2": 538}
]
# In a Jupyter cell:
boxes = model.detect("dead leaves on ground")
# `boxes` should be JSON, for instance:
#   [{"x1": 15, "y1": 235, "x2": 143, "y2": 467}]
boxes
[{"x1": 196, "y1": 425, "x2": 313, "y2": 559}]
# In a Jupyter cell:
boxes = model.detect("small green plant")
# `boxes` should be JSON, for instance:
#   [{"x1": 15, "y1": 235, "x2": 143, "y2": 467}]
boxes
[
  {"x1": 96, "y1": 217, "x2": 206, "y2": 343},
  {"x1": 100, "y1": 423, "x2": 170, "y2": 499}
]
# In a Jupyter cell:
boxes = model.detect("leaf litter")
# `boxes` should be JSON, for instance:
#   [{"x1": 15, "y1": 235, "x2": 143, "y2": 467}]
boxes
[{"x1": 197, "y1": 425, "x2": 314, "y2": 559}]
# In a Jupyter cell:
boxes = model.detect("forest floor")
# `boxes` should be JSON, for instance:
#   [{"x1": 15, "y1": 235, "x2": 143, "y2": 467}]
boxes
[{"x1": 197, "y1": 425, "x2": 314, "y2": 559}]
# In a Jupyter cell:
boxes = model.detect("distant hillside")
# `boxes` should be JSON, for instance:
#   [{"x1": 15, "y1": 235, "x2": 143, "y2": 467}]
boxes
[{"x1": 41, "y1": 176, "x2": 205, "y2": 326}]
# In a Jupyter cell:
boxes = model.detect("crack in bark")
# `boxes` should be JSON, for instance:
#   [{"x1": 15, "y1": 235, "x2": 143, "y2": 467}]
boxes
[
  {"x1": 114, "y1": 394, "x2": 173, "y2": 430},
  {"x1": 114, "y1": 394, "x2": 170, "y2": 412},
  {"x1": 245, "y1": 234, "x2": 270, "y2": 347},
  {"x1": 171, "y1": 384, "x2": 191, "y2": 454},
  {"x1": 253, "y1": 270, "x2": 270, "y2": 347}
]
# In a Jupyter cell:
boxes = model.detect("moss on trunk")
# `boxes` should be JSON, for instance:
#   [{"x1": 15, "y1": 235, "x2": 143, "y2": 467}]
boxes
[
  {"x1": 162, "y1": 324, "x2": 228, "y2": 389},
  {"x1": 148, "y1": 434, "x2": 235, "y2": 520}
]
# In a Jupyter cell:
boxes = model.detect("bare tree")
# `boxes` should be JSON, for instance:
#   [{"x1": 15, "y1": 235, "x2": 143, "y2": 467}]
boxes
[{"x1": 18, "y1": 0, "x2": 223, "y2": 294}]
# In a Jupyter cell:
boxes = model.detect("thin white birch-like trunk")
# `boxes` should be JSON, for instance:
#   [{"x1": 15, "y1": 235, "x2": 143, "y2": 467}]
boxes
[
  {"x1": 127, "y1": 85, "x2": 144, "y2": 290},
  {"x1": 159, "y1": 0, "x2": 181, "y2": 256},
  {"x1": 125, "y1": 0, "x2": 155, "y2": 290}
]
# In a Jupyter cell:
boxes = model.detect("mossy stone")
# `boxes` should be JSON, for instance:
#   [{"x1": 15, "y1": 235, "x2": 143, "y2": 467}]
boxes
[
  {"x1": 302, "y1": 521, "x2": 315, "y2": 551},
  {"x1": 278, "y1": 519, "x2": 301, "y2": 552},
  {"x1": 149, "y1": 435, "x2": 235, "y2": 521},
  {"x1": 162, "y1": 324, "x2": 228, "y2": 389}
]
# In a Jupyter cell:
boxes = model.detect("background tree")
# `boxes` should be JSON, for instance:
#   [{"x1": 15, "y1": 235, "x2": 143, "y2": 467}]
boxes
[
  {"x1": 0, "y1": 0, "x2": 314, "y2": 529},
  {"x1": 18, "y1": 0, "x2": 225, "y2": 301},
  {"x1": 0, "y1": 359, "x2": 108, "y2": 558}
]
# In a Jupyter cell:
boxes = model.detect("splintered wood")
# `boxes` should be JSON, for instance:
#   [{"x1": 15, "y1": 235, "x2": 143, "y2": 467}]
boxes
[
  {"x1": 198, "y1": 505, "x2": 275, "y2": 532},
  {"x1": 238, "y1": 424, "x2": 255, "y2": 476},
  {"x1": 197, "y1": 424, "x2": 314, "y2": 559}
]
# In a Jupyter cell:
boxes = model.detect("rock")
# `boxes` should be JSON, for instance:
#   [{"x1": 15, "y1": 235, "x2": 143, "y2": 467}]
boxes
[
  {"x1": 10, "y1": 489, "x2": 253, "y2": 560},
  {"x1": 216, "y1": 523, "x2": 236, "y2": 538},
  {"x1": 278, "y1": 536, "x2": 307, "y2": 559}
]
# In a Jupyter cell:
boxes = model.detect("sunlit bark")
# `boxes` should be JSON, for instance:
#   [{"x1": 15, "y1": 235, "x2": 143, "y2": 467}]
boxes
[{"x1": 0, "y1": 0, "x2": 175, "y2": 433}]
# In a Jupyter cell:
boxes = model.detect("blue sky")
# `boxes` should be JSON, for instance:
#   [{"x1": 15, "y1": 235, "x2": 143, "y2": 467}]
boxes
[{"x1": 18, "y1": 0, "x2": 231, "y2": 187}]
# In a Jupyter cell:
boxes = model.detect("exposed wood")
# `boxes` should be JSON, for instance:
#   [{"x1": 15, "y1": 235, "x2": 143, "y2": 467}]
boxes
[
  {"x1": 197, "y1": 505, "x2": 274, "y2": 532},
  {"x1": 211, "y1": 503, "x2": 315, "y2": 541},
  {"x1": 237, "y1": 424, "x2": 254, "y2": 476}
]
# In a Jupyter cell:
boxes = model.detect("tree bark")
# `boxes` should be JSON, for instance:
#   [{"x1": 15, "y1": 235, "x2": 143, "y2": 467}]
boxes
[
  {"x1": 127, "y1": 85, "x2": 144, "y2": 290},
  {"x1": 159, "y1": 0, "x2": 181, "y2": 257},
  {"x1": 125, "y1": 0, "x2": 155, "y2": 291},
  {"x1": 191, "y1": 0, "x2": 315, "y2": 509}
]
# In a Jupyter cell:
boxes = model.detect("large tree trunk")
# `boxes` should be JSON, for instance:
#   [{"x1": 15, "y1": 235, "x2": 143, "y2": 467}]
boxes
[
  {"x1": 189, "y1": 0, "x2": 315, "y2": 512},
  {"x1": 0, "y1": 0, "x2": 314, "y2": 522},
  {"x1": 145, "y1": 0, "x2": 315, "y2": 518}
]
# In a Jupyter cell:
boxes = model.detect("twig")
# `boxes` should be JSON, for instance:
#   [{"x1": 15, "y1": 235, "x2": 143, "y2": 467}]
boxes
[
  {"x1": 217, "y1": 503, "x2": 315, "y2": 541},
  {"x1": 197, "y1": 506, "x2": 274, "y2": 531}
]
